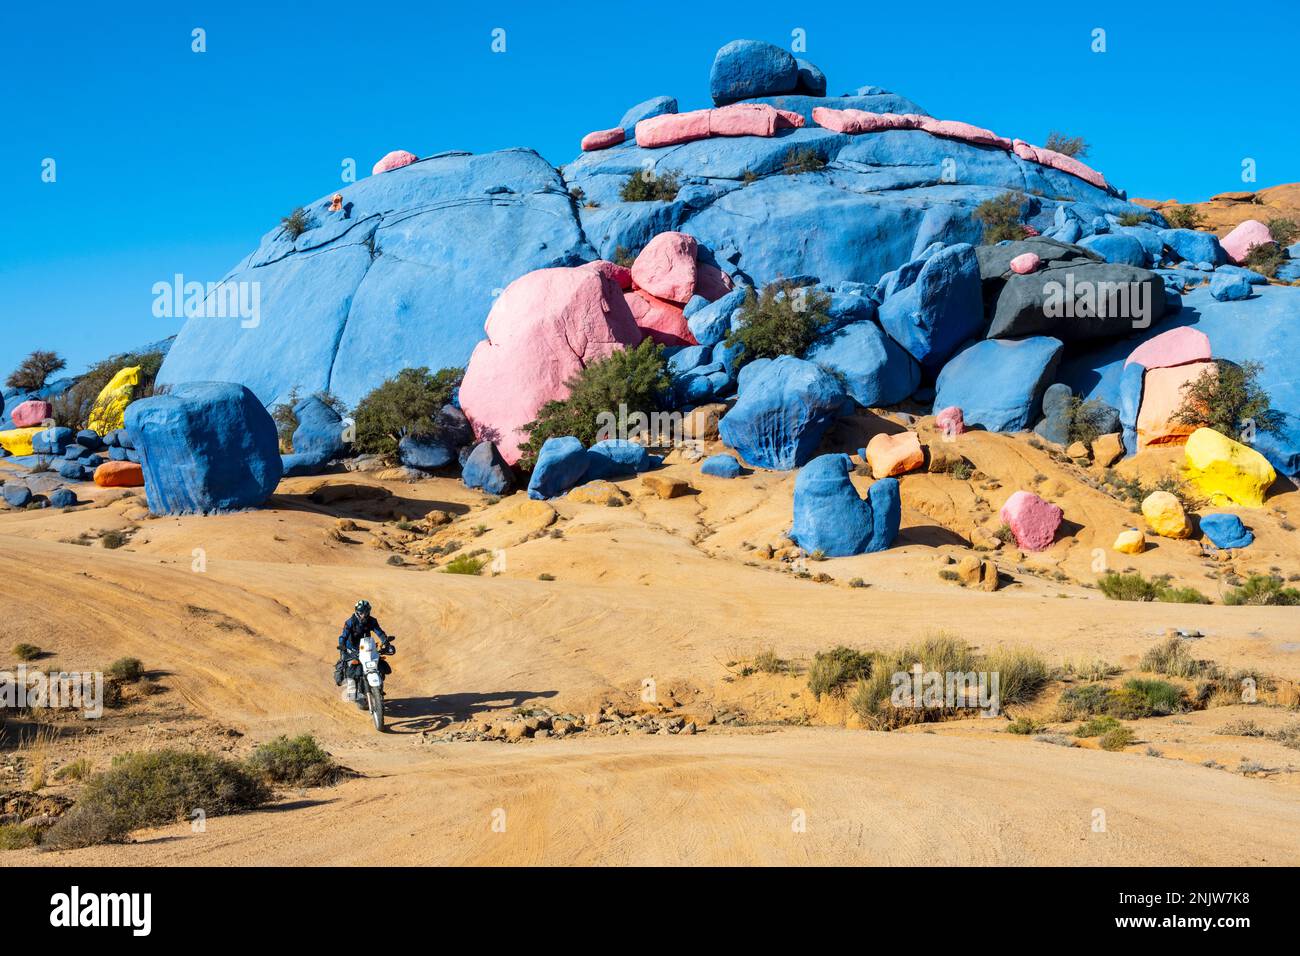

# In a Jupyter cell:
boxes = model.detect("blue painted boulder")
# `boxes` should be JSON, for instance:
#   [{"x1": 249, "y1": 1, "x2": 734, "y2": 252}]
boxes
[
  {"x1": 75, "y1": 430, "x2": 103, "y2": 450},
  {"x1": 2, "y1": 482, "x2": 32, "y2": 508},
  {"x1": 700, "y1": 454, "x2": 742, "y2": 478},
  {"x1": 934, "y1": 337, "x2": 1064, "y2": 432},
  {"x1": 719, "y1": 356, "x2": 850, "y2": 470},
  {"x1": 687, "y1": 287, "x2": 745, "y2": 347},
  {"x1": 1200, "y1": 513, "x2": 1253, "y2": 549},
  {"x1": 461, "y1": 441, "x2": 515, "y2": 495},
  {"x1": 878, "y1": 243, "x2": 983, "y2": 372},
  {"x1": 527, "y1": 436, "x2": 590, "y2": 500},
  {"x1": 1210, "y1": 273, "x2": 1253, "y2": 301},
  {"x1": 56, "y1": 460, "x2": 87, "y2": 481},
  {"x1": 586, "y1": 439, "x2": 650, "y2": 480},
  {"x1": 709, "y1": 39, "x2": 800, "y2": 106},
  {"x1": 789, "y1": 454, "x2": 899, "y2": 556},
  {"x1": 1160, "y1": 229, "x2": 1227, "y2": 266},
  {"x1": 109, "y1": 446, "x2": 129, "y2": 462},
  {"x1": 293, "y1": 395, "x2": 346, "y2": 461},
  {"x1": 805, "y1": 320, "x2": 920, "y2": 407},
  {"x1": 48, "y1": 487, "x2": 78, "y2": 509},
  {"x1": 398, "y1": 435, "x2": 456, "y2": 471},
  {"x1": 620, "y1": 95, "x2": 677, "y2": 135},
  {"x1": 1079, "y1": 233, "x2": 1149, "y2": 267},
  {"x1": 125, "y1": 382, "x2": 283, "y2": 515},
  {"x1": 794, "y1": 58, "x2": 827, "y2": 97},
  {"x1": 31, "y1": 426, "x2": 74, "y2": 456}
]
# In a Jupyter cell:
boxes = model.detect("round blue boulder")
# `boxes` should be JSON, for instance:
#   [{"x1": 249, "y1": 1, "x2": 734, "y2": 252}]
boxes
[
  {"x1": 700, "y1": 454, "x2": 742, "y2": 478},
  {"x1": 709, "y1": 39, "x2": 800, "y2": 106},
  {"x1": 1200, "y1": 513, "x2": 1253, "y2": 549}
]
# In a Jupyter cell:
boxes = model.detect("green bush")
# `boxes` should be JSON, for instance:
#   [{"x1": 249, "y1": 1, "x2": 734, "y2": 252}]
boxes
[
  {"x1": 247, "y1": 734, "x2": 343, "y2": 786},
  {"x1": 1075, "y1": 715, "x2": 1122, "y2": 738},
  {"x1": 107, "y1": 657, "x2": 144, "y2": 682},
  {"x1": 619, "y1": 170, "x2": 680, "y2": 202},
  {"x1": 12, "y1": 643, "x2": 41, "y2": 662},
  {"x1": 1120, "y1": 678, "x2": 1187, "y2": 716},
  {"x1": 974, "y1": 192, "x2": 1031, "y2": 244},
  {"x1": 1139, "y1": 637, "x2": 1211, "y2": 678},
  {"x1": 1097, "y1": 571, "x2": 1207, "y2": 604},
  {"x1": 807, "y1": 646, "x2": 872, "y2": 698},
  {"x1": 352, "y1": 366, "x2": 462, "y2": 459},
  {"x1": 280, "y1": 207, "x2": 313, "y2": 240},
  {"x1": 1005, "y1": 717, "x2": 1045, "y2": 735},
  {"x1": 1099, "y1": 726, "x2": 1136, "y2": 751},
  {"x1": 1066, "y1": 397, "x2": 1115, "y2": 445},
  {"x1": 782, "y1": 147, "x2": 826, "y2": 175},
  {"x1": 1224, "y1": 574, "x2": 1300, "y2": 606},
  {"x1": 1057, "y1": 684, "x2": 1114, "y2": 720},
  {"x1": 271, "y1": 387, "x2": 349, "y2": 453},
  {"x1": 1242, "y1": 242, "x2": 1286, "y2": 279},
  {"x1": 982, "y1": 647, "x2": 1051, "y2": 705},
  {"x1": 724, "y1": 282, "x2": 832, "y2": 364},
  {"x1": 0, "y1": 823, "x2": 39, "y2": 851},
  {"x1": 1266, "y1": 217, "x2": 1298, "y2": 247},
  {"x1": 520, "y1": 339, "x2": 669, "y2": 469},
  {"x1": 49, "y1": 348, "x2": 166, "y2": 431},
  {"x1": 753, "y1": 649, "x2": 786, "y2": 674},
  {"x1": 848, "y1": 635, "x2": 982, "y2": 728},
  {"x1": 1115, "y1": 211, "x2": 1150, "y2": 227},
  {"x1": 442, "y1": 554, "x2": 486, "y2": 575},
  {"x1": 1172, "y1": 360, "x2": 1282, "y2": 439},
  {"x1": 5, "y1": 349, "x2": 67, "y2": 392},
  {"x1": 44, "y1": 749, "x2": 271, "y2": 848},
  {"x1": 1043, "y1": 131, "x2": 1089, "y2": 158},
  {"x1": 1163, "y1": 205, "x2": 1204, "y2": 230}
]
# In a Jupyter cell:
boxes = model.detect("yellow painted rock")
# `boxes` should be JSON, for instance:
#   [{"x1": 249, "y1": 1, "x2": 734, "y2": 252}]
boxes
[
  {"x1": 0, "y1": 427, "x2": 44, "y2": 456},
  {"x1": 87, "y1": 365, "x2": 141, "y2": 435},
  {"x1": 1141, "y1": 490, "x2": 1191, "y2": 539},
  {"x1": 1182, "y1": 426, "x2": 1276, "y2": 507},
  {"x1": 1113, "y1": 529, "x2": 1146, "y2": 554}
]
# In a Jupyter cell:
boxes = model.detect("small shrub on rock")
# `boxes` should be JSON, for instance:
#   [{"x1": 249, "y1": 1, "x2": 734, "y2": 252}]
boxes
[
  {"x1": 782, "y1": 147, "x2": 826, "y2": 175},
  {"x1": 619, "y1": 170, "x2": 680, "y2": 202},
  {"x1": 1163, "y1": 205, "x2": 1204, "y2": 230},
  {"x1": 5, "y1": 349, "x2": 67, "y2": 391},
  {"x1": 725, "y1": 282, "x2": 832, "y2": 363},
  {"x1": 442, "y1": 554, "x2": 486, "y2": 575},
  {"x1": 1043, "y1": 131, "x2": 1089, "y2": 158},
  {"x1": 353, "y1": 366, "x2": 463, "y2": 459},
  {"x1": 974, "y1": 191, "x2": 1031, "y2": 244},
  {"x1": 807, "y1": 646, "x2": 871, "y2": 698},
  {"x1": 1172, "y1": 360, "x2": 1282, "y2": 439},
  {"x1": 280, "y1": 207, "x2": 313, "y2": 240}
]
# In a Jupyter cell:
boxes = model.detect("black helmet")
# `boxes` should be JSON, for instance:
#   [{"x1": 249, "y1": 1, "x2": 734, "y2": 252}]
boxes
[{"x1": 354, "y1": 600, "x2": 371, "y2": 616}]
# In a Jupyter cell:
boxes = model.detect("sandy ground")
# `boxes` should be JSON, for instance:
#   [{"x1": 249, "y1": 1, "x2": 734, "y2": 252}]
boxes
[{"x1": 2, "y1": 421, "x2": 1299, "y2": 866}]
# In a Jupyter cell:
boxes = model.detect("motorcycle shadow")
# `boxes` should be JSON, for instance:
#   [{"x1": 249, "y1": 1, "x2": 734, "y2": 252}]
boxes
[{"x1": 382, "y1": 689, "x2": 559, "y2": 733}]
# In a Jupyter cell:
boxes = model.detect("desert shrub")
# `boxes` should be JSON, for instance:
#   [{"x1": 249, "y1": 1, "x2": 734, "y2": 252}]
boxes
[
  {"x1": 1057, "y1": 684, "x2": 1120, "y2": 720},
  {"x1": 271, "y1": 387, "x2": 349, "y2": 453},
  {"x1": 49, "y1": 348, "x2": 166, "y2": 431},
  {"x1": 1163, "y1": 205, "x2": 1204, "y2": 230},
  {"x1": 1075, "y1": 714, "x2": 1122, "y2": 738},
  {"x1": 99, "y1": 530, "x2": 129, "y2": 550},
  {"x1": 1266, "y1": 217, "x2": 1298, "y2": 247},
  {"x1": 782, "y1": 147, "x2": 826, "y2": 175},
  {"x1": 974, "y1": 191, "x2": 1031, "y2": 244},
  {"x1": 1096, "y1": 571, "x2": 1207, "y2": 604},
  {"x1": 1243, "y1": 242, "x2": 1286, "y2": 279},
  {"x1": 807, "y1": 646, "x2": 872, "y2": 698},
  {"x1": 725, "y1": 282, "x2": 832, "y2": 363},
  {"x1": 0, "y1": 823, "x2": 39, "y2": 851},
  {"x1": 1224, "y1": 574, "x2": 1300, "y2": 606},
  {"x1": 246, "y1": 734, "x2": 343, "y2": 786},
  {"x1": 1215, "y1": 718, "x2": 1265, "y2": 737},
  {"x1": 1043, "y1": 131, "x2": 1089, "y2": 158},
  {"x1": 54, "y1": 758, "x2": 93, "y2": 782},
  {"x1": 982, "y1": 647, "x2": 1050, "y2": 705},
  {"x1": 12, "y1": 643, "x2": 41, "y2": 662},
  {"x1": 537, "y1": 573, "x2": 556, "y2": 581},
  {"x1": 6, "y1": 349, "x2": 67, "y2": 391},
  {"x1": 280, "y1": 207, "x2": 312, "y2": 240},
  {"x1": 848, "y1": 577, "x2": 866, "y2": 588},
  {"x1": 1005, "y1": 717, "x2": 1045, "y2": 735},
  {"x1": 1139, "y1": 636, "x2": 1211, "y2": 678},
  {"x1": 520, "y1": 339, "x2": 669, "y2": 468},
  {"x1": 753, "y1": 649, "x2": 786, "y2": 674},
  {"x1": 352, "y1": 366, "x2": 462, "y2": 459},
  {"x1": 1116, "y1": 211, "x2": 1150, "y2": 227},
  {"x1": 442, "y1": 554, "x2": 486, "y2": 575},
  {"x1": 1066, "y1": 397, "x2": 1114, "y2": 445},
  {"x1": 619, "y1": 169, "x2": 680, "y2": 202},
  {"x1": 1099, "y1": 726, "x2": 1136, "y2": 751},
  {"x1": 1121, "y1": 678, "x2": 1187, "y2": 716},
  {"x1": 1057, "y1": 659, "x2": 1120, "y2": 682},
  {"x1": 106, "y1": 657, "x2": 144, "y2": 682},
  {"x1": 848, "y1": 635, "x2": 981, "y2": 728},
  {"x1": 44, "y1": 749, "x2": 270, "y2": 849}
]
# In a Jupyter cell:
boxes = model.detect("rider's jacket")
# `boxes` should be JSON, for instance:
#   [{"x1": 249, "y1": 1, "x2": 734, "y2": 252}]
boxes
[{"x1": 338, "y1": 613, "x2": 388, "y2": 657}]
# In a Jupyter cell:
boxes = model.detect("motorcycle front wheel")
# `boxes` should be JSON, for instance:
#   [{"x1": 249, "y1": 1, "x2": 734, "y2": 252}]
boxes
[{"x1": 368, "y1": 684, "x2": 384, "y2": 732}]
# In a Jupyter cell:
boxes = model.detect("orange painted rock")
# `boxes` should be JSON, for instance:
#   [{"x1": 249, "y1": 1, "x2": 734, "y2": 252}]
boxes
[
  {"x1": 1136, "y1": 361, "x2": 1214, "y2": 449},
  {"x1": 865, "y1": 431, "x2": 924, "y2": 479},
  {"x1": 94, "y1": 461, "x2": 144, "y2": 487}
]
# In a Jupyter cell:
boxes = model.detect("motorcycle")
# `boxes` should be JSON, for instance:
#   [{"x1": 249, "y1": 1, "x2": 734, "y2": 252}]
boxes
[{"x1": 342, "y1": 636, "x2": 396, "y2": 732}]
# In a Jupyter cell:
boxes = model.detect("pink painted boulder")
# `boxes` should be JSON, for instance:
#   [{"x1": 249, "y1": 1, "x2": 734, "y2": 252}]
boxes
[
  {"x1": 693, "y1": 262, "x2": 734, "y2": 301},
  {"x1": 459, "y1": 267, "x2": 643, "y2": 464},
  {"x1": 10, "y1": 399, "x2": 53, "y2": 428},
  {"x1": 811, "y1": 107, "x2": 923, "y2": 134},
  {"x1": 581, "y1": 127, "x2": 626, "y2": 151},
  {"x1": 636, "y1": 109, "x2": 712, "y2": 148},
  {"x1": 1009, "y1": 253, "x2": 1040, "y2": 275},
  {"x1": 581, "y1": 259, "x2": 633, "y2": 290},
  {"x1": 916, "y1": 117, "x2": 1012, "y2": 150},
  {"x1": 371, "y1": 150, "x2": 419, "y2": 176},
  {"x1": 1220, "y1": 219, "x2": 1273, "y2": 264},
  {"x1": 1136, "y1": 361, "x2": 1215, "y2": 449},
  {"x1": 631, "y1": 232, "x2": 698, "y2": 303},
  {"x1": 999, "y1": 491, "x2": 1063, "y2": 552},
  {"x1": 624, "y1": 289, "x2": 697, "y2": 347},
  {"x1": 934, "y1": 406, "x2": 965, "y2": 436},
  {"x1": 709, "y1": 103, "x2": 782, "y2": 138},
  {"x1": 1124, "y1": 327, "x2": 1211, "y2": 370},
  {"x1": 1011, "y1": 140, "x2": 1108, "y2": 191}
]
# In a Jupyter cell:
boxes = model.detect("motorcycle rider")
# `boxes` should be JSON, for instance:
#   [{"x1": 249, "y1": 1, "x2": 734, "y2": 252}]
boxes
[{"x1": 335, "y1": 600, "x2": 393, "y2": 689}]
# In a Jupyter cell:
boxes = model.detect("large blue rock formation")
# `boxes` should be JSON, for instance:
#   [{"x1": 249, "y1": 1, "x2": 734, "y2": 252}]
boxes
[
  {"x1": 719, "y1": 356, "x2": 849, "y2": 470},
  {"x1": 804, "y1": 319, "x2": 919, "y2": 408},
  {"x1": 877, "y1": 242, "x2": 983, "y2": 371},
  {"x1": 934, "y1": 337, "x2": 1064, "y2": 432},
  {"x1": 125, "y1": 382, "x2": 283, "y2": 515}
]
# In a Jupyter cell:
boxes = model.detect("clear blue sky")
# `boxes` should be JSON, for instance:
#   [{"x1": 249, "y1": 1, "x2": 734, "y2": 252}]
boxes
[{"x1": 3, "y1": 0, "x2": 1295, "y2": 381}]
